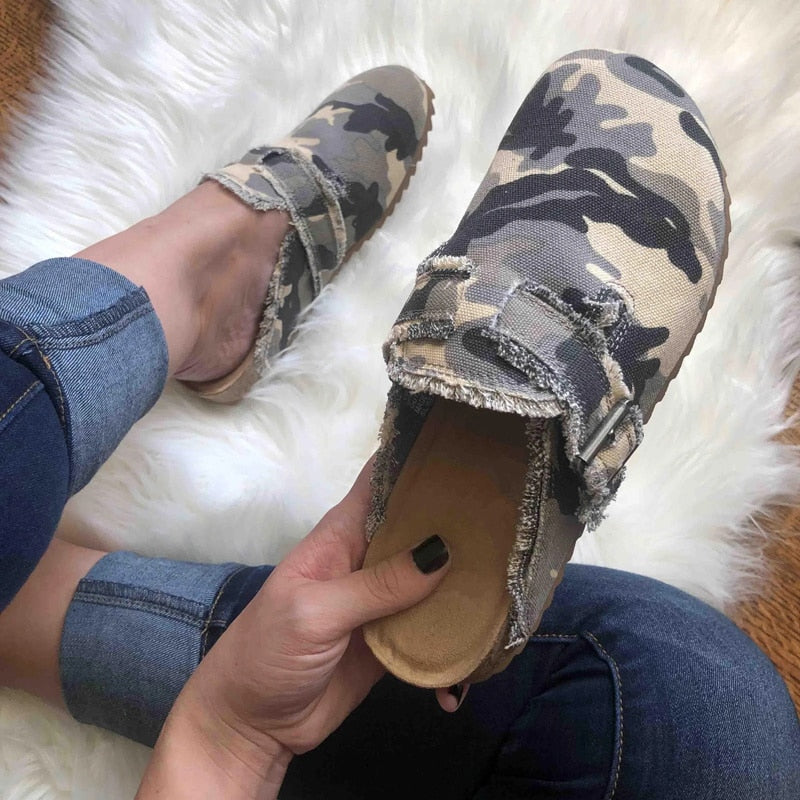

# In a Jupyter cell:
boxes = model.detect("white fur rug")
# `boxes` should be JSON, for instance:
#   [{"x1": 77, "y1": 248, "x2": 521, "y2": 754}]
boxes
[{"x1": 1, "y1": 0, "x2": 799, "y2": 796}]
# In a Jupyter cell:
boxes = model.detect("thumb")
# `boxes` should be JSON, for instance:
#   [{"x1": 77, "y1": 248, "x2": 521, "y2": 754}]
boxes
[{"x1": 323, "y1": 535, "x2": 451, "y2": 637}]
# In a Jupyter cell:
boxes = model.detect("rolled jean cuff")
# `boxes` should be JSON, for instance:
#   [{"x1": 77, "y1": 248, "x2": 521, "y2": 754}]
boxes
[
  {"x1": 60, "y1": 551, "x2": 274, "y2": 747},
  {"x1": 0, "y1": 258, "x2": 168, "y2": 494}
]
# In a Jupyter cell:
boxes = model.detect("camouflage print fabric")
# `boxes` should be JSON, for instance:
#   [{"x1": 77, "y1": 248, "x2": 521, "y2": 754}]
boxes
[
  {"x1": 375, "y1": 48, "x2": 728, "y2": 534},
  {"x1": 204, "y1": 65, "x2": 433, "y2": 369}
]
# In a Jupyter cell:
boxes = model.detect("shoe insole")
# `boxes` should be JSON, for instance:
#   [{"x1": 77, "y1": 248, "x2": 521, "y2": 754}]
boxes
[{"x1": 362, "y1": 397, "x2": 529, "y2": 688}]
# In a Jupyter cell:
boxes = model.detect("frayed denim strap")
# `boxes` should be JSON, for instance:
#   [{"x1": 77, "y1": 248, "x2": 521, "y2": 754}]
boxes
[
  {"x1": 383, "y1": 262, "x2": 643, "y2": 526},
  {"x1": 483, "y1": 282, "x2": 643, "y2": 526},
  {"x1": 205, "y1": 146, "x2": 346, "y2": 290}
]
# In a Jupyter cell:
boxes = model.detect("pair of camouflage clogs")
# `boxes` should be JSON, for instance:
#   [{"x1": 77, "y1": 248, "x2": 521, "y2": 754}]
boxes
[{"x1": 185, "y1": 51, "x2": 728, "y2": 686}]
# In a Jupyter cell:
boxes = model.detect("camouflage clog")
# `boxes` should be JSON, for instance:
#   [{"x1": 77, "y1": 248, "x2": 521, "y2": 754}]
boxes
[
  {"x1": 364, "y1": 49, "x2": 729, "y2": 687},
  {"x1": 188, "y1": 65, "x2": 434, "y2": 402}
]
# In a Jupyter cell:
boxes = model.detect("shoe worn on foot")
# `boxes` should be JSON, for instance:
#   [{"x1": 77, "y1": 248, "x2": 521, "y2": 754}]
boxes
[
  {"x1": 186, "y1": 65, "x2": 434, "y2": 403},
  {"x1": 363, "y1": 49, "x2": 729, "y2": 688}
]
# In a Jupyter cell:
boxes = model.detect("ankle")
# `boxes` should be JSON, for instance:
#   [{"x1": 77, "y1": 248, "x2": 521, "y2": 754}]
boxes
[{"x1": 171, "y1": 187, "x2": 290, "y2": 383}]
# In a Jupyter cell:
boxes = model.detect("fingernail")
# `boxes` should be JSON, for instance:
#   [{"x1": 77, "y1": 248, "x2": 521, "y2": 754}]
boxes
[
  {"x1": 411, "y1": 535, "x2": 449, "y2": 574},
  {"x1": 448, "y1": 683, "x2": 466, "y2": 710}
]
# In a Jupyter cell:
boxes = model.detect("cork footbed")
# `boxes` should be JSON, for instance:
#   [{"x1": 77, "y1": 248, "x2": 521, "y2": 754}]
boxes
[{"x1": 362, "y1": 398, "x2": 535, "y2": 688}]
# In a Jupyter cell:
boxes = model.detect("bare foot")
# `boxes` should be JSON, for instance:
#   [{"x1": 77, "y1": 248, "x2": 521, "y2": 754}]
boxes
[{"x1": 76, "y1": 181, "x2": 290, "y2": 381}]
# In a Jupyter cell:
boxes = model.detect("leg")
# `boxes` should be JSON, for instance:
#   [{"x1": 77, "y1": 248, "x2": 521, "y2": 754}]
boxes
[
  {"x1": 0, "y1": 529, "x2": 274, "y2": 741},
  {"x1": 278, "y1": 565, "x2": 800, "y2": 799},
  {"x1": 75, "y1": 182, "x2": 288, "y2": 381},
  {"x1": 0, "y1": 185, "x2": 287, "y2": 719},
  {"x1": 0, "y1": 185, "x2": 287, "y2": 497},
  {"x1": 0, "y1": 66, "x2": 433, "y2": 748}
]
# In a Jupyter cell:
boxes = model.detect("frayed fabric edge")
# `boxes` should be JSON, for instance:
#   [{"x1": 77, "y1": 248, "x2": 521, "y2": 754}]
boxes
[
  {"x1": 202, "y1": 171, "x2": 290, "y2": 213},
  {"x1": 366, "y1": 384, "x2": 434, "y2": 543},
  {"x1": 383, "y1": 351, "x2": 627, "y2": 526},
  {"x1": 280, "y1": 148, "x2": 348, "y2": 269},
  {"x1": 486, "y1": 327, "x2": 640, "y2": 530},
  {"x1": 205, "y1": 146, "x2": 348, "y2": 295},
  {"x1": 375, "y1": 335, "x2": 639, "y2": 650},
  {"x1": 366, "y1": 399, "x2": 400, "y2": 544},
  {"x1": 505, "y1": 418, "x2": 550, "y2": 647},
  {"x1": 385, "y1": 360, "x2": 563, "y2": 420},
  {"x1": 251, "y1": 233, "x2": 299, "y2": 377}
]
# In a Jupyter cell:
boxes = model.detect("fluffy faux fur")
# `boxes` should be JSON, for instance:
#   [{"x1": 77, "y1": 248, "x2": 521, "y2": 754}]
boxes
[{"x1": 1, "y1": 0, "x2": 798, "y2": 796}]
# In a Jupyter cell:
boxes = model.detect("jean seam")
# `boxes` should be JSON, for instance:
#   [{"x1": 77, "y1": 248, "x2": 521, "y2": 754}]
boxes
[
  {"x1": 7, "y1": 336, "x2": 27, "y2": 357},
  {"x1": 72, "y1": 590, "x2": 207, "y2": 629},
  {"x1": 8, "y1": 284, "x2": 151, "y2": 340},
  {"x1": 34, "y1": 304, "x2": 155, "y2": 350},
  {"x1": 0, "y1": 380, "x2": 40, "y2": 426},
  {"x1": 200, "y1": 566, "x2": 244, "y2": 657},
  {"x1": 527, "y1": 633, "x2": 579, "y2": 643},
  {"x1": 583, "y1": 631, "x2": 624, "y2": 800},
  {"x1": 8, "y1": 324, "x2": 68, "y2": 429},
  {"x1": 512, "y1": 631, "x2": 623, "y2": 800}
]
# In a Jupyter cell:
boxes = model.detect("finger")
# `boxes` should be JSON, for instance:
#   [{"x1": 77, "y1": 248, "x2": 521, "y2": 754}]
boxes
[
  {"x1": 314, "y1": 454, "x2": 376, "y2": 569},
  {"x1": 321, "y1": 534, "x2": 451, "y2": 637},
  {"x1": 306, "y1": 633, "x2": 385, "y2": 753},
  {"x1": 435, "y1": 683, "x2": 470, "y2": 713},
  {"x1": 333, "y1": 455, "x2": 375, "y2": 523},
  {"x1": 330, "y1": 629, "x2": 386, "y2": 707}
]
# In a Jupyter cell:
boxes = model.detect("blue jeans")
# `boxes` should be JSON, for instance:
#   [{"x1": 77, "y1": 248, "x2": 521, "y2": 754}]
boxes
[{"x1": 0, "y1": 257, "x2": 798, "y2": 797}]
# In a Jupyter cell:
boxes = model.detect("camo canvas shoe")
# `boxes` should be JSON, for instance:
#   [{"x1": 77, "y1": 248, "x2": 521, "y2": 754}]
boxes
[
  {"x1": 362, "y1": 49, "x2": 729, "y2": 688},
  {"x1": 186, "y1": 65, "x2": 434, "y2": 402}
]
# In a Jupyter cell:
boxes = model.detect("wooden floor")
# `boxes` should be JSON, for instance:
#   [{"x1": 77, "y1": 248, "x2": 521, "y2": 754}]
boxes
[
  {"x1": 0, "y1": 0, "x2": 50, "y2": 143},
  {"x1": 736, "y1": 393, "x2": 800, "y2": 710},
  {"x1": 1, "y1": 0, "x2": 798, "y2": 710}
]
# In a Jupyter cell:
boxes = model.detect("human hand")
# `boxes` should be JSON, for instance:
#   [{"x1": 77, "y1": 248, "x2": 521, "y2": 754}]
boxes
[{"x1": 178, "y1": 458, "x2": 456, "y2": 761}]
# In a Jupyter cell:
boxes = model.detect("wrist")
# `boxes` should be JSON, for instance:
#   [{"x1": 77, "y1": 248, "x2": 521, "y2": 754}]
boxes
[
  {"x1": 187, "y1": 693, "x2": 292, "y2": 795},
  {"x1": 138, "y1": 689, "x2": 292, "y2": 800}
]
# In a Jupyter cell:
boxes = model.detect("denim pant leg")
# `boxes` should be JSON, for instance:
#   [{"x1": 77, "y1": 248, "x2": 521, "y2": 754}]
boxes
[
  {"x1": 0, "y1": 257, "x2": 168, "y2": 609},
  {"x1": 61, "y1": 553, "x2": 274, "y2": 746},
  {"x1": 0, "y1": 257, "x2": 168, "y2": 497},
  {"x1": 279, "y1": 564, "x2": 800, "y2": 800},
  {"x1": 0, "y1": 350, "x2": 69, "y2": 610},
  {"x1": 0, "y1": 257, "x2": 272, "y2": 744}
]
